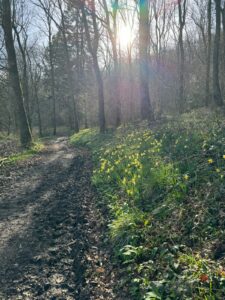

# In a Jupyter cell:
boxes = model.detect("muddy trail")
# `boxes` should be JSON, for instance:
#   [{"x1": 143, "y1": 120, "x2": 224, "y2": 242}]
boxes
[{"x1": 0, "y1": 138, "x2": 123, "y2": 300}]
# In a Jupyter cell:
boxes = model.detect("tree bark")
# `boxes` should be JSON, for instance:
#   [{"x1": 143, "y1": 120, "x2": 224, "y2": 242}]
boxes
[
  {"x1": 36, "y1": 0, "x2": 57, "y2": 135},
  {"x1": 81, "y1": 3, "x2": 106, "y2": 133},
  {"x1": 213, "y1": 0, "x2": 223, "y2": 106},
  {"x1": 102, "y1": 0, "x2": 121, "y2": 127},
  {"x1": 35, "y1": 85, "x2": 43, "y2": 137},
  {"x1": 139, "y1": 0, "x2": 154, "y2": 122},
  {"x1": 48, "y1": 18, "x2": 57, "y2": 135},
  {"x1": 178, "y1": 0, "x2": 187, "y2": 113},
  {"x1": 93, "y1": 54, "x2": 106, "y2": 133},
  {"x1": 57, "y1": 0, "x2": 79, "y2": 133},
  {"x1": 206, "y1": 0, "x2": 212, "y2": 106},
  {"x1": 28, "y1": 54, "x2": 43, "y2": 137},
  {"x1": 221, "y1": 7, "x2": 225, "y2": 92},
  {"x1": 111, "y1": 0, "x2": 121, "y2": 127},
  {"x1": 2, "y1": 0, "x2": 32, "y2": 147},
  {"x1": 14, "y1": 26, "x2": 32, "y2": 128}
]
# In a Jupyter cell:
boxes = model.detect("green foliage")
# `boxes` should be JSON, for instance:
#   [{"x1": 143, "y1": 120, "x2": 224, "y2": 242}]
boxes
[
  {"x1": 110, "y1": 210, "x2": 151, "y2": 252},
  {"x1": 70, "y1": 128, "x2": 99, "y2": 147},
  {"x1": 71, "y1": 111, "x2": 225, "y2": 299},
  {"x1": 70, "y1": 128, "x2": 113, "y2": 150}
]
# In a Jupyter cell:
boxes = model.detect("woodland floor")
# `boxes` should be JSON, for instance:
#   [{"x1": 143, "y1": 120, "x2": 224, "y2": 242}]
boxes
[{"x1": 0, "y1": 138, "x2": 124, "y2": 300}]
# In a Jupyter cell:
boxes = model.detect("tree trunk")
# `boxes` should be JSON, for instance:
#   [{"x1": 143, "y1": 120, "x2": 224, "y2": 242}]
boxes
[
  {"x1": 101, "y1": 0, "x2": 121, "y2": 127},
  {"x1": 221, "y1": 7, "x2": 225, "y2": 93},
  {"x1": 213, "y1": 0, "x2": 223, "y2": 106},
  {"x1": 34, "y1": 83, "x2": 42, "y2": 137},
  {"x1": 48, "y1": 21, "x2": 57, "y2": 136},
  {"x1": 206, "y1": 0, "x2": 212, "y2": 106},
  {"x1": 112, "y1": 39, "x2": 121, "y2": 127},
  {"x1": 14, "y1": 26, "x2": 32, "y2": 129},
  {"x1": 112, "y1": 0, "x2": 121, "y2": 127},
  {"x1": 81, "y1": 3, "x2": 106, "y2": 133},
  {"x1": 2, "y1": 0, "x2": 32, "y2": 147},
  {"x1": 58, "y1": 0, "x2": 79, "y2": 133},
  {"x1": 93, "y1": 55, "x2": 106, "y2": 133},
  {"x1": 178, "y1": 0, "x2": 186, "y2": 113},
  {"x1": 139, "y1": 0, "x2": 154, "y2": 122},
  {"x1": 84, "y1": 98, "x2": 88, "y2": 129},
  {"x1": 128, "y1": 48, "x2": 134, "y2": 121}
]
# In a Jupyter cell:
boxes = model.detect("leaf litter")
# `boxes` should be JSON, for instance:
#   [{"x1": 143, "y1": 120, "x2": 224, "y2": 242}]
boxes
[{"x1": 0, "y1": 138, "x2": 127, "y2": 299}]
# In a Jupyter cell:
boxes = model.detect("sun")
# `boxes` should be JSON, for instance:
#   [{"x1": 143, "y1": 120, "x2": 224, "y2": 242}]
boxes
[{"x1": 118, "y1": 25, "x2": 133, "y2": 50}]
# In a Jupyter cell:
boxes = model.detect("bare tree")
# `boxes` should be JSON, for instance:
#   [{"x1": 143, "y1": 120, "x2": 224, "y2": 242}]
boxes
[
  {"x1": 206, "y1": 0, "x2": 212, "y2": 105},
  {"x1": 178, "y1": 0, "x2": 187, "y2": 112},
  {"x1": 139, "y1": 0, "x2": 154, "y2": 122},
  {"x1": 101, "y1": 0, "x2": 121, "y2": 127},
  {"x1": 221, "y1": 3, "x2": 225, "y2": 92},
  {"x1": 150, "y1": 0, "x2": 174, "y2": 114},
  {"x1": 191, "y1": 0, "x2": 211, "y2": 106},
  {"x1": 36, "y1": 0, "x2": 58, "y2": 134},
  {"x1": 80, "y1": 0, "x2": 106, "y2": 133},
  {"x1": 213, "y1": 0, "x2": 223, "y2": 106},
  {"x1": 1, "y1": 0, "x2": 32, "y2": 147},
  {"x1": 13, "y1": 25, "x2": 32, "y2": 127},
  {"x1": 57, "y1": 0, "x2": 79, "y2": 132},
  {"x1": 27, "y1": 49, "x2": 43, "y2": 137}
]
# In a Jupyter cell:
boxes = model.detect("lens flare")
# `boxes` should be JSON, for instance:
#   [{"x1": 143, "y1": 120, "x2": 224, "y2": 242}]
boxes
[{"x1": 118, "y1": 26, "x2": 133, "y2": 49}]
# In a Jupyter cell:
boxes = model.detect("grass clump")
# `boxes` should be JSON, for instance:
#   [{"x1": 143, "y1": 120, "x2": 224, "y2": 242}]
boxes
[
  {"x1": 70, "y1": 128, "x2": 113, "y2": 150},
  {"x1": 71, "y1": 110, "x2": 225, "y2": 299},
  {"x1": 0, "y1": 141, "x2": 44, "y2": 167}
]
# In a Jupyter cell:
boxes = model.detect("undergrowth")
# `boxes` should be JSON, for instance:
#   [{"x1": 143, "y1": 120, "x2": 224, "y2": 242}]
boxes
[
  {"x1": 71, "y1": 110, "x2": 225, "y2": 299},
  {"x1": 0, "y1": 142, "x2": 44, "y2": 167}
]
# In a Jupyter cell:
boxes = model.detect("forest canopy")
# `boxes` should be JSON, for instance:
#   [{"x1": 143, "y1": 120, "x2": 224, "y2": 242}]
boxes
[{"x1": 0, "y1": 0, "x2": 224, "y2": 146}]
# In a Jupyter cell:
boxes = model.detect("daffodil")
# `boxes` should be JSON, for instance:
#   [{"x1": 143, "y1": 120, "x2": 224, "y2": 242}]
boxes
[
  {"x1": 122, "y1": 177, "x2": 127, "y2": 185},
  {"x1": 183, "y1": 174, "x2": 189, "y2": 180},
  {"x1": 208, "y1": 158, "x2": 213, "y2": 164},
  {"x1": 131, "y1": 177, "x2": 136, "y2": 185},
  {"x1": 127, "y1": 189, "x2": 134, "y2": 196}
]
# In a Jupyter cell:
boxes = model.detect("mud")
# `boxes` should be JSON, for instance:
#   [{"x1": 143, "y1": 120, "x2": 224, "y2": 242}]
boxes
[{"x1": 0, "y1": 138, "x2": 120, "y2": 300}]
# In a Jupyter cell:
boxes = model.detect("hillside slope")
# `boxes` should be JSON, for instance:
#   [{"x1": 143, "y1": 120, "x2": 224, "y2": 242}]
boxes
[{"x1": 71, "y1": 110, "x2": 225, "y2": 299}]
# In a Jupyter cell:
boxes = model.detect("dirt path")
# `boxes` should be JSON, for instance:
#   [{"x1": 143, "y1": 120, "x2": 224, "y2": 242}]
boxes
[{"x1": 0, "y1": 138, "x2": 120, "y2": 300}]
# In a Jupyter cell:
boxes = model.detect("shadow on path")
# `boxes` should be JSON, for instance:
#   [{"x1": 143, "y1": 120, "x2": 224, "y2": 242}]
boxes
[{"x1": 0, "y1": 139, "x2": 118, "y2": 299}]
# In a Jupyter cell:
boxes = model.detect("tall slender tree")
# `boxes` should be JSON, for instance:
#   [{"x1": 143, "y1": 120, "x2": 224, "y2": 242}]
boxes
[
  {"x1": 57, "y1": 0, "x2": 79, "y2": 133},
  {"x1": 139, "y1": 0, "x2": 154, "y2": 122},
  {"x1": 1, "y1": 0, "x2": 32, "y2": 147},
  {"x1": 178, "y1": 0, "x2": 187, "y2": 112},
  {"x1": 213, "y1": 0, "x2": 223, "y2": 106},
  {"x1": 102, "y1": 0, "x2": 121, "y2": 127},
  {"x1": 37, "y1": 0, "x2": 59, "y2": 135},
  {"x1": 221, "y1": 5, "x2": 225, "y2": 93},
  {"x1": 13, "y1": 25, "x2": 32, "y2": 128},
  {"x1": 206, "y1": 0, "x2": 212, "y2": 106},
  {"x1": 81, "y1": 0, "x2": 106, "y2": 133}
]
